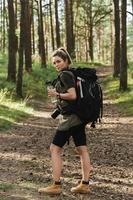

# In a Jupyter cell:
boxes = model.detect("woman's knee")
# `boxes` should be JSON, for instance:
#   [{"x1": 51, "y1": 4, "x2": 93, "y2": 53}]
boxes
[
  {"x1": 50, "y1": 144, "x2": 62, "y2": 154},
  {"x1": 76, "y1": 146, "x2": 88, "y2": 155}
]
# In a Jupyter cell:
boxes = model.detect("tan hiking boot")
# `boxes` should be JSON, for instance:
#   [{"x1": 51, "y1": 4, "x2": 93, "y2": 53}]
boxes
[
  {"x1": 71, "y1": 181, "x2": 90, "y2": 194},
  {"x1": 38, "y1": 182, "x2": 61, "y2": 195}
]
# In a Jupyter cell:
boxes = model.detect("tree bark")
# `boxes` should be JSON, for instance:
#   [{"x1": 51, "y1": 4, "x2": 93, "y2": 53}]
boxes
[
  {"x1": 119, "y1": 0, "x2": 128, "y2": 91},
  {"x1": 7, "y1": 0, "x2": 17, "y2": 82},
  {"x1": 39, "y1": 0, "x2": 47, "y2": 67},
  {"x1": 16, "y1": 0, "x2": 25, "y2": 98},
  {"x1": 110, "y1": 12, "x2": 113, "y2": 64},
  {"x1": 2, "y1": 0, "x2": 6, "y2": 52},
  {"x1": 49, "y1": 0, "x2": 55, "y2": 50},
  {"x1": 113, "y1": 0, "x2": 120, "y2": 77},
  {"x1": 55, "y1": 0, "x2": 61, "y2": 48},
  {"x1": 24, "y1": 0, "x2": 32, "y2": 72},
  {"x1": 31, "y1": 0, "x2": 35, "y2": 54},
  {"x1": 88, "y1": 0, "x2": 93, "y2": 61},
  {"x1": 65, "y1": 0, "x2": 75, "y2": 59},
  {"x1": 88, "y1": 25, "x2": 93, "y2": 61},
  {"x1": 14, "y1": 0, "x2": 18, "y2": 28}
]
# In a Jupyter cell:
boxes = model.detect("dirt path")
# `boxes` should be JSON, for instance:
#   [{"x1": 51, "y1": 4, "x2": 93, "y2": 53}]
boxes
[{"x1": 0, "y1": 67, "x2": 133, "y2": 200}]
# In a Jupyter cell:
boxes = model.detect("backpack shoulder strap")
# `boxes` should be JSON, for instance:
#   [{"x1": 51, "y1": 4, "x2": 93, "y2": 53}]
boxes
[{"x1": 58, "y1": 69, "x2": 76, "y2": 84}]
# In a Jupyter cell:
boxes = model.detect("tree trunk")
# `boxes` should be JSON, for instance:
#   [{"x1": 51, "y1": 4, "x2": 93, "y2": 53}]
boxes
[
  {"x1": 31, "y1": 0, "x2": 35, "y2": 54},
  {"x1": 88, "y1": 0, "x2": 93, "y2": 61},
  {"x1": 89, "y1": 25, "x2": 93, "y2": 61},
  {"x1": 113, "y1": 0, "x2": 120, "y2": 77},
  {"x1": 36, "y1": 1, "x2": 41, "y2": 55},
  {"x1": 2, "y1": 0, "x2": 6, "y2": 52},
  {"x1": 65, "y1": 0, "x2": 75, "y2": 59},
  {"x1": 119, "y1": 0, "x2": 128, "y2": 91},
  {"x1": 55, "y1": 0, "x2": 61, "y2": 48},
  {"x1": 97, "y1": 25, "x2": 101, "y2": 61},
  {"x1": 16, "y1": 0, "x2": 25, "y2": 98},
  {"x1": 24, "y1": 0, "x2": 32, "y2": 72},
  {"x1": 7, "y1": 0, "x2": 17, "y2": 82},
  {"x1": 110, "y1": 12, "x2": 113, "y2": 64},
  {"x1": 85, "y1": 21, "x2": 89, "y2": 62},
  {"x1": 49, "y1": 0, "x2": 55, "y2": 50},
  {"x1": 14, "y1": 0, "x2": 18, "y2": 28},
  {"x1": 101, "y1": 26, "x2": 105, "y2": 62},
  {"x1": 0, "y1": 1, "x2": 2, "y2": 49},
  {"x1": 39, "y1": 0, "x2": 47, "y2": 67}
]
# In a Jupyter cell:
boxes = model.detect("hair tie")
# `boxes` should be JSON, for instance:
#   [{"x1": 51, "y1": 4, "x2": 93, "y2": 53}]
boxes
[{"x1": 58, "y1": 47, "x2": 72, "y2": 64}]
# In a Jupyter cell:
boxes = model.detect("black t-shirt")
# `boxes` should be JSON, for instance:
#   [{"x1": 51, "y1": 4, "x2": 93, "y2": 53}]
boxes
[{"x1": 55, "y1": 70, "x2": 76, "y2": 110}]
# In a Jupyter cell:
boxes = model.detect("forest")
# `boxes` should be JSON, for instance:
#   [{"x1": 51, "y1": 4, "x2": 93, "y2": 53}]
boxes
[
  {"x1": 0, "y1": 0, "x2": 133, "y2": 97},
  {"x1": 0, "y1": 0, "x2": 133, "y2": 200}
]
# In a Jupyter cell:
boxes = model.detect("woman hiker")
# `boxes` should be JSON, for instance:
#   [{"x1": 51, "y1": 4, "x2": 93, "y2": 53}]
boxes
[{"x1": 38, "y1": 47, "x2": 92, "y2": 194}]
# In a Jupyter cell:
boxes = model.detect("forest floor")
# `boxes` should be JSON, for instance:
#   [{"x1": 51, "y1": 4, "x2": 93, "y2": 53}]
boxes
[{"x1": 0, "y1": 67, "x2": 133, "y2": 200}]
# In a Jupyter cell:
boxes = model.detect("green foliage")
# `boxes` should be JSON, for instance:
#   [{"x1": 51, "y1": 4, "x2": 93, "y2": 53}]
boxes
[
  {"x1": 0, "y1": 55, "x2": 58, "y2": 131},
  {"x1": 0, "y1": 54, "x2": 15, "y2": 95},
  {"x1": 103, "y1": 64, "x2": 133, "y2": 116},
  {"x1": 0, "y1": 56, "x2": 33, "y2": 131},
  {"x1": 23, "y1": 62, "x2": 57, "y2": 99},
  {"x1": 0, "y1": 89, "x2": 33, "y2": 131},
  {"x1": 128, "y1": 61, "x2": 133, "y2": 73},
  {"x1": 0, "y1": 55, "x2": 58, "y2": 100}
]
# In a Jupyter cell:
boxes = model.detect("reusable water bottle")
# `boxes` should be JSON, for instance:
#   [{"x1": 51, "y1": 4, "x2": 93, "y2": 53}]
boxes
[{"x1": 46, "y1": 84, "x2": 57, "y2": 104}]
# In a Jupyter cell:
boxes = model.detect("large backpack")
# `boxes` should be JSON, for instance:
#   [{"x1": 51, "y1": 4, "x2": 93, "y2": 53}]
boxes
[{"x1": 60, "y1": 67, "x2": 103, "y2": 128}]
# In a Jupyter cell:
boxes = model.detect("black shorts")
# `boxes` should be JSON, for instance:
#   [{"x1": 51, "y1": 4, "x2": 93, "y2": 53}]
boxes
[{"x1": 52, "y1": 124, "x2": 86, "y2": 148}]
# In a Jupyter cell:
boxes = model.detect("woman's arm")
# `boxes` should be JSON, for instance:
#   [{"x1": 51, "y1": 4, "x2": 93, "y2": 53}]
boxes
[{"x1": 48, "y1": 87, "x2": 77, "y2": 100}]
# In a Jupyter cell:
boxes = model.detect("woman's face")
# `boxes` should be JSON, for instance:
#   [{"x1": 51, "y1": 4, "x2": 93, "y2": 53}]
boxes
[{"x1": 53, "y1": 56, "x2": 68, "y2": 72}]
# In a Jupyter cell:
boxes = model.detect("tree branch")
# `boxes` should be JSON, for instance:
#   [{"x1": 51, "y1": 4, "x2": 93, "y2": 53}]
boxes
[{"x1": 127, "y1": 11, "x2": 133, "y2": 16}]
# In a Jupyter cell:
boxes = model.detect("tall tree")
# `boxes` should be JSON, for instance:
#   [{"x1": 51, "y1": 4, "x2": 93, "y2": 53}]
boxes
[
  {"x1": 88, "y1": 0, "x2": 93, "y2": 61},
  {"x1": 80, "y1": 0, "x2": 111, "y2": 61},
  {"x1": 14, "y1": 0, "x2": 18, "y2": 28},
  {"x1": 24, "y1": 0, "x2": 32, "y2": 72},
  {"x1": 65, "y1": 0, "x2": 75, "y2": 58},
  {"x1": 49, "y1": 0, "x2": 55, "y2": 50},
  {"x1": 120, "y1": 0, "x2": 128, "y2": 91},
  {"x1": 37, "y1": 0, "x2": 47, "y2": 67},
  {"x1": 31, "y1": 0, "x2": 35, "y2": 54},
  {"x1": 2, "y1": 0, "x2": 6, "y2": 52},
  {"x1": 110, "y1": 10, "x2": 113, "y2": 64},
  {"x1": 55, "y1": 0, "x2": 61, "y2": 48},
  {"x1": 16, "y1": 0, "x2": 25, "y2": 97},
  {"x1": 7, "y1": 0, "x2": 17, "y2": 82},
  {"x1": 113, "y1": 0, "x2": 120, "y2": 77}
]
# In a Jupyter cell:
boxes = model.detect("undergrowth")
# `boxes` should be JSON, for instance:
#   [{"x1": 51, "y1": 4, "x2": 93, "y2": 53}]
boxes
[{"x1": 103, "y1": 63, "x2": 133, "y2": 116}]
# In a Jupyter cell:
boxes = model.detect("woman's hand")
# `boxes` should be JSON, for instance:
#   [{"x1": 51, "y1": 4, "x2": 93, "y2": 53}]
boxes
[{"x1": 48, "y1": 88, "x2": 58, "y2": 97}]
